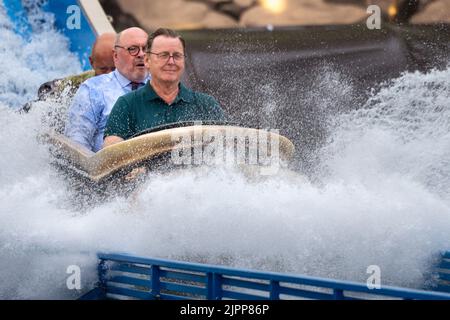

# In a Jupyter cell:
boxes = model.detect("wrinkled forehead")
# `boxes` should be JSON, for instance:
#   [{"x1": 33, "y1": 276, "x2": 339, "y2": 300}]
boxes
[{"x1": 151, "y1": 36, "x2": 184, "y2": 52}]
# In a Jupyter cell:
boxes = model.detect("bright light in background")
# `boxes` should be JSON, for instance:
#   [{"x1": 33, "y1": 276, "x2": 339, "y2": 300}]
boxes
[
  {"x1": 388, "y1": 4, "x2": 398, "y2": 18},
  {"x1": 259, "y1": 0, "x2": 286, "y2": 14}
]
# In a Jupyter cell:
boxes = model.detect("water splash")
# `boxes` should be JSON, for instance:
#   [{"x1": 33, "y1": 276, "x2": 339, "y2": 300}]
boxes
[
  {"x1": 0, "y1": 1, "x2": 80, "y2": 109},
  {"x1": 319, "y1": 67, "x2": 450, "y2": 202}
]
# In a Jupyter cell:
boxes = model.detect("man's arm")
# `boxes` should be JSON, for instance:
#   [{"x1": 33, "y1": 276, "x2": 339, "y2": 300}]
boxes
[{"x1": 64, "y1": 84, "x2": 97, "y2": 151}]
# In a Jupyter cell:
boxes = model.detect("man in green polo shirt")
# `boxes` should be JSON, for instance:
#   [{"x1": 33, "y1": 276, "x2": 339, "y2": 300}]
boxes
[{"x1": 103, "y1": 28, "x2": 226, "y2": 148}]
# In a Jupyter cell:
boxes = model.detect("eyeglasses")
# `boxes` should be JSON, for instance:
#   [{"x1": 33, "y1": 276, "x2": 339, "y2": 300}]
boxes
[
  {"x1": 148, "y1": 51, "x2": 186, "y2": 62},
  {"x1": 114, "y1": 45, "x2": 146, "y2": 56}
]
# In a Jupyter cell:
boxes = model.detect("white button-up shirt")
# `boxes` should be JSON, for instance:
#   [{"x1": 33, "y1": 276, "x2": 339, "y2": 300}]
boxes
[{"x1": 65, "y1": 69, "x2": 149, "y2": 152}]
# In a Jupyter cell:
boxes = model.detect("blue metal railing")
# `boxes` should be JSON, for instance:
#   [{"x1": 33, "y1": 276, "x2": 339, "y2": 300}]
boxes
[
  {"x1": 437, "y1": 251, "x2": 450, "y2": 294},
  {"x1": 79, "y1": 252, "x2": 450, "y2": 300}
]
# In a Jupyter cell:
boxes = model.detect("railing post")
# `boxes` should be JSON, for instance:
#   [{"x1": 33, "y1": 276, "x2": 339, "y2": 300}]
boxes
[
  {"x1": 97, "y1": 258, "x2": 107, "y2": 299},
  {"x1": 207, "y1": 272, "x2": 222, "y2": 300},
  {"x1": 151, "y1": 265, "x2": 161, "y2": 299},
  {"x1": 333, "y1": 289, "x2": 345, "y2": 300},
  {"x1": 269, "y1": 280, "x2": 280, "y2": 300},
  {"x1": 207, "y1": 272, "x2": 213, "y2": 299}
]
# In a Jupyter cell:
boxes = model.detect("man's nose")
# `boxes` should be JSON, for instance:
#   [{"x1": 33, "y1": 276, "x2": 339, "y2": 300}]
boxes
[
  {"x1": 136, "y1": 47, "x2": 146, "y2": 58},
  {"x1": 167, "y1": 56, "x2": 176, "y2": 64},
  {"x1": 137, "y1": 48, "x2": 145, "y2": 58}
]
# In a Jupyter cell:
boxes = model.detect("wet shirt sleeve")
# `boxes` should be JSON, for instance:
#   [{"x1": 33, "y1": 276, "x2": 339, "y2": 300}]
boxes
[{"x1": 64, "y1": 83, "x2": 97, "y2": 151}]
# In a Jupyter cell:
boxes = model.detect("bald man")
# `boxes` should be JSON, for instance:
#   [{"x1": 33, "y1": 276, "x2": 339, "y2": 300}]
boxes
[
  {"x1": 89, "y1": 32, "x2": 116, "y2": 76},
  {"x1": 32, "y1": 33, "x2": 116, "y2": 104},
  {"x1": 65, "y1": 27, "x2": 150, "y2": 152}
]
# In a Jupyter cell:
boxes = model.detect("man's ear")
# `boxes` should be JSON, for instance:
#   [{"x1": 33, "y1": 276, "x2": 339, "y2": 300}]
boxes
[
  {"x1": 113, "y1": 49, "x2": 119, "y2": 64},
  {"x1": 89, "y1": 56, "x2": 94, "y2": 68}
]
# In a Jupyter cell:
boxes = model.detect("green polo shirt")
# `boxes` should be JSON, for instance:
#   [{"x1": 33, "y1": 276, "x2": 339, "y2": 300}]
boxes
[{"x1": 104, "y1": 82, "x2": 226, "y2": 140}]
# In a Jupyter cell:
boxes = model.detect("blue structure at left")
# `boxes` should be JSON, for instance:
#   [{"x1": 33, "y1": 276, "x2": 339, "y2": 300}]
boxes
[{"x1": 3, "y1": 0, "x2": 96, "y2": 70}]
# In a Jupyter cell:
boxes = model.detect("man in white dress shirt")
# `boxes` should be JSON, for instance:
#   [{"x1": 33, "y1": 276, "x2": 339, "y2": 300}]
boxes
[{"x1": 65, "y1": 27, "x2": 150, "y2": 152}]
